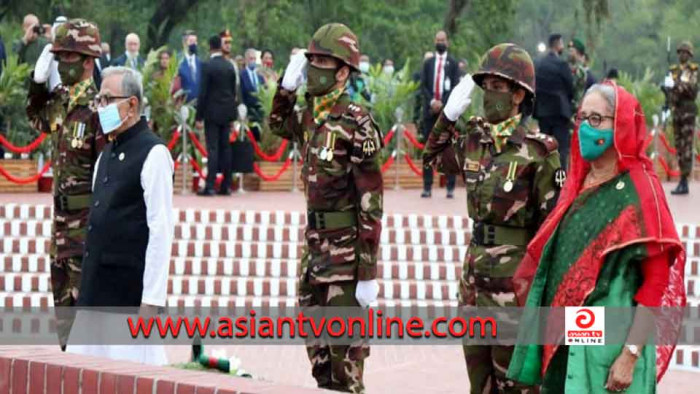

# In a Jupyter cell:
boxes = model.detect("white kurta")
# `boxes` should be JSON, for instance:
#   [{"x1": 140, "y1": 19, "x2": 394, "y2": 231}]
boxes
[{"x1": 67, "y1": 143, "x2": 174, "y2": 366}]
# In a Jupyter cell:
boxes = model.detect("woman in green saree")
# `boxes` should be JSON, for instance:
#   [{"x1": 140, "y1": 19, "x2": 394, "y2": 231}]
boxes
[{"x1": 507, "y1": 82, "x2": 686, "y2": 393}]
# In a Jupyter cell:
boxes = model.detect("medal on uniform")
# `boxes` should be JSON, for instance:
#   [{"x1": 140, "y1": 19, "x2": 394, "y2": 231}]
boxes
[
  {"x1": 119, "y1": 152, "x2": 125, "y2": 161},
  {"x1": 71, "y1": 139, "x2": 78, "y2": 148},
  {"x1": 326, "y1": 133, "x2": 336, "y2": 162},
  {"x1": 77, "y1": 123, "x2": 85, "y2": 148},
  {"x1": 319, "y1": 147, "x2": 328, "y2": 161},
  {"x1": 503, "y1": 161, "x2": 517, "y2": 192}
]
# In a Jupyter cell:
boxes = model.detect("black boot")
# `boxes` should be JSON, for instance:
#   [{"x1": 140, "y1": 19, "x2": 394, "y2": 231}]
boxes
[{"x1": 671, "y1": 176, "x2": 689, "y2": 195}]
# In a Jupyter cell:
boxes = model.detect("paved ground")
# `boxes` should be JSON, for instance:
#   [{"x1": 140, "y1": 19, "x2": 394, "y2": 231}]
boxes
[
  {"x1": 1, "y1": 180, "x2": 698, "y2": 223},
  {"x1": 162, "y1": 345, "x2": 695, "y2": 393}
]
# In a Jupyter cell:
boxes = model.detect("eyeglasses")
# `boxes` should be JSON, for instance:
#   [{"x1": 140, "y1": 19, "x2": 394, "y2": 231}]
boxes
[
  {"x1": 94, "y1": 95, "x2": 130, "y2": 107},
  {"x1": 576, "y1": 113, "x2": 614, "y2": 128}
]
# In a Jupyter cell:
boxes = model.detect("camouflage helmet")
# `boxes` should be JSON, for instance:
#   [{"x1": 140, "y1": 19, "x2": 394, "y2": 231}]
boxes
[
  {"x1": 306, "y1": 23, "x2": 360, "y2": 71},
  {"x1": 677, "y1": 41, "x2": 694, "y2": 57},
  {"x1": 51, "y1": 19, "x2": 102, "y2": 58},
  {"x1": 472, "y1": 43, "x2": 535, "y2": 96}
]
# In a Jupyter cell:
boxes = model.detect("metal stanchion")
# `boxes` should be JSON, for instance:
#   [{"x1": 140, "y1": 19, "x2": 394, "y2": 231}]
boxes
[
  {"x1": 291, "y1": 141, "x2": 299, "y2": 192},
  {"x1": 179, "y1": 106, "x2": 190, "y2": 195},
  {"x1": 236, "y1": 104, "x2": 248, "y2": 194}
]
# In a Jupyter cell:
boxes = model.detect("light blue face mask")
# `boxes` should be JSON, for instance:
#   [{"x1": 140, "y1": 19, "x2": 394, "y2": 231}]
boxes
[
  {"x1": 578, "y1": 120, "x2": 614, "y2": 161},
  {"x1": 97, "y1": 101, "x2": 125, "y2": 135}
]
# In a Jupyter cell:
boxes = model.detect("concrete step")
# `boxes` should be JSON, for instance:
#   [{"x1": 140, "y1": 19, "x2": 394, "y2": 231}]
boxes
[
  {"x1": 0, "y1": 204, "x2": 470, "y2": 230},
  {"x1": 0, "y1": 238, "x2": 469, "y2": 263},
  {"x1": 0, "y1": 219, "x2": 474, "y2": 246},
  {"x1": 0, "y1": 255, "x2": 463, "y2": 282},
  {"x1": 0, "y1": 273, "x2": 459, "y2": 301}
]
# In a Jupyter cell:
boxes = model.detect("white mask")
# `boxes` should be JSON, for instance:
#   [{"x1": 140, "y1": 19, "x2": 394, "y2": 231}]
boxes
[
  {"x1": 383, "y1": 66, "x2": 394, "y2": 75},
  {"x1": 359, "y1": 61, "x2": 370, "y2": 73}
]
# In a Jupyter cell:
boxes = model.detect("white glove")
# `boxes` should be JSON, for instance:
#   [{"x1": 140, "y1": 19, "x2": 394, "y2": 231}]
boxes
[
  {"x1": 664, "y1": 74, "x2": 675, "y2": 89},
  {"x1": 281, "y1": 50, "x2": 308, "y2": 91},
  {"x1": 33, "y1": 44, "x2": 54, "y2": 84},
  {"x1": 48, "y1": 60, "x2": 61, "y2": 91},
  {"x1": 443, "y1": 74, "x2": 476, "y2": 121},
  {"x1": 355, "y1": 279, "x2": 379, "y2": 308}
]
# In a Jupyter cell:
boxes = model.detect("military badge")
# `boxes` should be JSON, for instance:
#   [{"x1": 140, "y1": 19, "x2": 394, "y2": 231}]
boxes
[
  {"x1": 554, "y1": 168, "x2": 567, "y2": 189},
  {"x1": 466, "y1": 162, "x2": 480, "y2": 172},
  {"x1": 362, "y1": 139, "x2": 377, "y2": 157}
]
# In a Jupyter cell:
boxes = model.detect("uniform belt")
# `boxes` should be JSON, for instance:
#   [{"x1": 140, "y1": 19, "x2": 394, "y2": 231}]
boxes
[
  {"x1": 307, "y1": 211, "x2": 357, "y2": 230},
  {"x1": 54, "y1": 194, "x2": 92, "y2": 211},
  {"x1": 471, "y1": 222, "x2": 531, "y2": 246}
]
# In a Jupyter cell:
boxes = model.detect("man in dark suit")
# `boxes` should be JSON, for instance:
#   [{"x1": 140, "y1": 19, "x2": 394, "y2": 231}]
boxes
[
  {"x1": 419, "y1": 30, "x2": 460, "y2": 198},
  {"x1": 239, "y1": 48, "x2": 265, "y2": 140},
  {"x1": 534, "y1": 34, "x2": 574, "y2": 168},
  {"x1": 178, "y1": 30, "x2": 201, "y2": 103},
  {"x1": 111, "y1": 33, "x2": 145, "y2": 70},
  {"x1": 195, "y1": 35, "x2": 237, "y2": 196}
]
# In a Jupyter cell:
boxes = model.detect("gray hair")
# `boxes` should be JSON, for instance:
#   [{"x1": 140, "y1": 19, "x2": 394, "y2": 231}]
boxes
[
  {"x1": 583, "y1": 83, "x2": 616, "y2": 114},
  {"x1": 101, "y1": 66, "x2": 143, "y2": 110},
  {"x1": 245, "y1": 48, "x2": 257, "y2": 58}
]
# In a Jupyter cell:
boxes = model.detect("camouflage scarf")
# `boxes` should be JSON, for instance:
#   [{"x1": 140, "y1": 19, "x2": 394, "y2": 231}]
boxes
[
  {"x1": 490, "y1": 113, "x2": 521, "y2": 153},
  {"x1": 68, "y1": 78, "x2": 94, "y2": 112},
  {"x1": 312, "y1": 87, "x2": 344, "y2": 124}
]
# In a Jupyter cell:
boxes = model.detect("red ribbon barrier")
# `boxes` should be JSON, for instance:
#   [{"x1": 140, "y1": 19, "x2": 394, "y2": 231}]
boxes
[
  {"x1": 381, "y1": 154, "x2": 395, "y2": 173},
  {"x1": 245, "y1": 129, "x2": 289, "y2": 162},
  {"x1": 253, "y1": 158, "x2": 292, "y2": 181},
  {"x1": 658, "y1": 133, "x2": 677, "y2": 155},
  {"x1": 167, "y1": 130, "x2": 181, "y2": 151},
  {"x1": 0, "y1": 133, "x2": 48, "y2": 154},
  {"x1": 403, "y1": 131, "x2": 425, "y2": 150},
  {"x1": 188, "y1": 131, "x2": 209, "y2": 157},
  {"x1": 383, "y1": 127, "x2": 396, "y2": 145},
  {"x1": 657, "y1": 156, "x2": 680, "y2": 177},
  {"x1": 188, "y1": 155, "x2": 206, "y2": 179},
  {"x1": 0, "y1": 161, "x2": 52, "y2": 184},
  {"x1": 404, "y1": 155, "x2": 423, "y2": 176}
]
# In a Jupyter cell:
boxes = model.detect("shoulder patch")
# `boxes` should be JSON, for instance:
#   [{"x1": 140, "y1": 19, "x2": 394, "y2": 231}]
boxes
[
  {"x1": 690, "y1": 63, "x2": 699, "y2": 70},
  {"x1": 525, "y1": 132, "x2": 559, "y2": 154},
  {"x1": 670, "y1": 64, "x2": 679, "y2": 71}
]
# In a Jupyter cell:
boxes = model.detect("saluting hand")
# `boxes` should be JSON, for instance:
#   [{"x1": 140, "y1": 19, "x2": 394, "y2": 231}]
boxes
[
  {"x1": 281, "y1": 50, "x2": 308, "y2": 92},
  {"x1": 443, "y1": 75, "x2": 475, "y2": 121}
]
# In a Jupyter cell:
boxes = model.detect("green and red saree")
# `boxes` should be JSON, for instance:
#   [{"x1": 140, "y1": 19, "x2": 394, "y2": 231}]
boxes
[{"x1": 507, "y1": 82, "x2": 686, "y2": 392}]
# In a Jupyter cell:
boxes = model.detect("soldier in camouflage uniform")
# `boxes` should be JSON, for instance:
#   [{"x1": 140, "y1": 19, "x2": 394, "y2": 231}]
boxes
[
  {"x1": 668, "y1": 41, "x2": 698, "y2": 195},
  {"x1": 269, "y1": 23, "x2": 383, "y2": 393},
  {"x1": 423, "y1": 44, "x2": 563, "y2": 393},
  {"x1": 26, "y1": 19, "x2": 104, "y2": 348},
  {"x1": 568, "y1": 39, "x2": 596, "y2": 109}
]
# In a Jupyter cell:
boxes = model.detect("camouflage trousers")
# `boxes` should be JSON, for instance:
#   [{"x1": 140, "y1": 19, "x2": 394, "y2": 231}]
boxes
[
  {"x1": 51, "y1": 255, "x2": 82, "y2": 349},
  {"x1": 673, "y1": 112, "x2": 696, "y2": 177},
  {"x1": 298, "y1": 279, "x2": 369, "y2": 393},
  {"x1": 460, "y1": 257, "x2": 538, "y2": 394}
]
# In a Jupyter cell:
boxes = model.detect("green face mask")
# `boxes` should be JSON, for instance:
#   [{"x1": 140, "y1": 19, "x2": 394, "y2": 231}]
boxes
[
  {"x1": 306, "y1": 64, "x2": 338, "y2": 96},
  {"x1": 578, "y1": 120, "x2": 614, "y2": 161},
  {"x1": 483, "y1": 90, "x2": 514, "y2": 124},
  {"x1": 58, "y1": 59, "x2": 85, "y2": 86}
]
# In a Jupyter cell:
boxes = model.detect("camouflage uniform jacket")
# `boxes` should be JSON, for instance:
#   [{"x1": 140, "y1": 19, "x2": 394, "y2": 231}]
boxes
[
  {"x1": 26, "y1": 78, "x2": 104, "y2": 260},
  {"x1": 270, "y1": 87, "x2": 384, "y2": 284},
  {"x1": 423, "y1": 114, "x2": 562, "y2": 286},
  {"x1": 669, "y1": 62, "x2": 699, "y2": 115},
  {"x1": 571, "y1": 63, "x2": 587, "y2": 109}
]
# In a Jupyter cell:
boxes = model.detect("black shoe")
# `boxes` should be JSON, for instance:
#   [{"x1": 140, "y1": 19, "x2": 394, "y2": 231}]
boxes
[
  {"x1": 197, "y1": 188, "x2": 216, "y2": 196},
  {"x1": 217, "y1": 189, "x2": 232, "y2": 196},
  {"x1": 421, "y1": 190, "x2": 432, "y2": 198},
  {"x1": 446, "y1": 190, "x2": 454, "y2": 199},
  {"x1": 671, "y1": 176, "x2": 689, "y2": 195}
]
